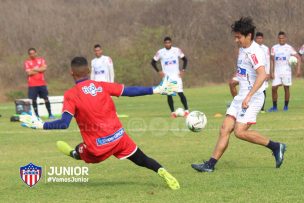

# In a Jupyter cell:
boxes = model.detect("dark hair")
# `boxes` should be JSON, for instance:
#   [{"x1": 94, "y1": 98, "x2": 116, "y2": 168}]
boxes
[
  {"x1": 278, "y1": 31, "x2": 285, "y2": 36},
  {"x1": 256, "y1": 32, "x2": 264, "y2": 37},
  {"x1": 71, "y1": 57, "x2": 88, "y2": 68},
  {"x1": 164, "y1": 36, "x2": 172, "y2": 42},
  {"x1": 231, "y1": 17, "x2": 256, "y2": 40},
  {"x1": 94, "y1": 44, "x2": 101, "y2": 49},
  {"x1": 28, "y1": 48, "x2": 36, "y2": 53}
]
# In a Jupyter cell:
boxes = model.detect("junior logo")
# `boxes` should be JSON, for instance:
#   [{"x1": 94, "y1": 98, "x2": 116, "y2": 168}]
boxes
[
  {"x1": 82, "y1": 83, "x2": 103, "y2": 96},
  {"x1": 20, "y1": 163, "x2": 42, "y2": 187}
]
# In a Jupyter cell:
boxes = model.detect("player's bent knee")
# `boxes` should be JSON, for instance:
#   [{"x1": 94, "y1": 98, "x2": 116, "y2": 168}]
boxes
[
  {"x1": 234, "y1": 129, "x2": 246, "y2": 140},
  {"x1": 220, "y1": 125, "x2": 233, "y2": 137}
]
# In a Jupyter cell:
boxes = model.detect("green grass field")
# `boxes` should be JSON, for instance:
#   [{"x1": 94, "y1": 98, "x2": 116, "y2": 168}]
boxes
[{"x1": 1, "y1": 80, "x2": 304, "y2": 203}]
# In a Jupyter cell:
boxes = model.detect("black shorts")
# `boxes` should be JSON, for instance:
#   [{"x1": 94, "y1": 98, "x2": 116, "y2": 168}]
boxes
[{"x1": 28, "y1": 86, "x2": 49, "y2": 100}]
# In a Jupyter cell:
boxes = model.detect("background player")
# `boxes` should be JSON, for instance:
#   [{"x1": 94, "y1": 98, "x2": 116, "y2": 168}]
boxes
[
  {"x1": 255, "y1": 32, "x2": 270, "y2": 113},
  {"x1": 24, "y1": 48, "x2": 54, "y2": 119},
  {"x1": 20, "y1": 56, "x2": 180, "y2": 190},
  {"x1": 268, "y1": 32, "x2": 301, "y2": 112},
  {"x1": 191, "y1": 17, "x2": 286, "y2": 172},
  {"x1": 91, "y1": 44, "x2": 114, "y2": 82},
  {"x1": 151, "y1": 37, "x2": 189, "y2": 118}
]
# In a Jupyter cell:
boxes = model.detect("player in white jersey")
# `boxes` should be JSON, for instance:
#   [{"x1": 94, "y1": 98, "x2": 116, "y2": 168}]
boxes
[
  {"x1": 151, "y1": 37, "x2": 189, "y2": 118},
  {"x1": 268, "y1": 32, "x2": 301, "y2": 112},
  {"x1": 91, "y1": 44, "x2": 114, "y2": 82},
  {"x1": 255, "y1": 32, "x2": 270, "y2": 113},
  {"x1": 192, "y1": 17, "x2": 286, "y2": 172},
  {"x1": 229, "y1": 32, "x2": 270, "y2": 113}
]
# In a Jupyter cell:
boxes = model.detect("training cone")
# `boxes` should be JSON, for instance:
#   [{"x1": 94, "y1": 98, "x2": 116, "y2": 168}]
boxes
[{"x1": 214, "y1": 113, "x2": 223, "y2": 118}]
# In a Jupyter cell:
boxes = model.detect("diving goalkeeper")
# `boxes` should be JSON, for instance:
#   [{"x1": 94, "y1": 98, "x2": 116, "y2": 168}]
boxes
[{"x1": 20, "y1": 56, "x2": 180, "y2": 190}]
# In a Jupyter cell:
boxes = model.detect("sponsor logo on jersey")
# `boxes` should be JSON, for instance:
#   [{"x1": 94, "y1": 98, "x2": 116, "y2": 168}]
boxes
[
  {"x1": 82, "y1": 83, "x2": 103, "y2": 96},
  {"x1": 164, "y1": 60, "x2": 177, "y2": 66},
  {"x1": 237, "y1": 67, "x2": 246, "y2": 77},
  {"x1": 251, "y1": 54, "x2": 259, "y2": 65},
  {"x1": 275, "y1": 56, "x2": 287, "y2": 61},
  {"x1": 95, "y1": 70, "x2": 105, "y2": 74},
  {"x1": 96, "y1": 128, "x2": 124, "y2": 146}
]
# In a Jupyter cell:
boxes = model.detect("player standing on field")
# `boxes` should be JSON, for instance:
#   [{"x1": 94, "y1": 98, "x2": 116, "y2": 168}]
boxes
[
  {"x1": 20, "y1": 57, "x2": 180, "y2": 190},
  {"x1": 24, "y1": 48, "x2": 54, "y2": 119},
  {"x1": 268, "y1": 32, "x2": 301, "y2": 112},
  {"x1": 91, "y1": 44, "x2": 114, "y2": 82},
  {"x1": 255, "y1": 32, "x2": 270, "y2": 113},
  {"x1": 191, "y1": 17, "x2": 286, "y2": 172},
  {"x1": 151, "y1": 37, "x2": 189, "y2": 118}
]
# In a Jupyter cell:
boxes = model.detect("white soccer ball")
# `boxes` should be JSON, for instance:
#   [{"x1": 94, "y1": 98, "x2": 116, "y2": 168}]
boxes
[
  {"x1": 186, "y1": 111, "x2": 207, "y2": 132},
  {"x1": 175, "y1": 108, "x2": 185, "y2": 117},
  {"x1": 289, "y1": 56, "x2": 298, "y2": 66}
]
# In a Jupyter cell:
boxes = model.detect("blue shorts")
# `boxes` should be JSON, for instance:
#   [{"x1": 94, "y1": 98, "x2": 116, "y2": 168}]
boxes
[{"x1": 28, "y1": 86, "x2": 49, "y2": 100}]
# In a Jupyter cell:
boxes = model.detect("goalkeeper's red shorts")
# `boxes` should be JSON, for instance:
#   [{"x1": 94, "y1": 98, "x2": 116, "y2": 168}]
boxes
[{"x1": 77, "y1": 133, "x2": 137, "y2": 163}]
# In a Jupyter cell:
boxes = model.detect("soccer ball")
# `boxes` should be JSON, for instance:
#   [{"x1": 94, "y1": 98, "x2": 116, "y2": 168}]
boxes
[
  {"x1": 289, "y1": 56, "x2": 298, "y2": 66},
  {"x1": 175, "y1": 108, "x2": 185, "y2": 117},
  {"x1": 186, "y1": 111, "x2": 207, "y2": 132}
]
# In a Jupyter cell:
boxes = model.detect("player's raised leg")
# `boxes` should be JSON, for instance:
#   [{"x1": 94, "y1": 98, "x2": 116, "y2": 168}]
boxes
[
  {"x1": 56, "y1": 141, "x2": 81, "y2": 160},
  {"x1": 191, "y1": 115, "x2": 235, "y2": 172}
]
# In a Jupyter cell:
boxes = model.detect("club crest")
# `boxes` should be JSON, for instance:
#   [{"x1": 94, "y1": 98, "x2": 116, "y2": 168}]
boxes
[{"x1": 20, "y1": 163, "x2": 42, "y2": 187}]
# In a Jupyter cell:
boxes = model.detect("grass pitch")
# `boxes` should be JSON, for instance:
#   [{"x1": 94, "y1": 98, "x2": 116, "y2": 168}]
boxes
[{"x1": 1, "y1": 80, "x2": 304, "y2": 203}]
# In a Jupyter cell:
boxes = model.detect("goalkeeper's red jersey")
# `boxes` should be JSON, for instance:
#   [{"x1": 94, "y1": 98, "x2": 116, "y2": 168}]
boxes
[{"x1": 62, "y1": 79, "x2": 125, "y2": 156}]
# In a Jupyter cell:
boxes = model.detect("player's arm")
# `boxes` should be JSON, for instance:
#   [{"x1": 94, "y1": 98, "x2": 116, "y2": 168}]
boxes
[
  {"x1": 292, "y1": 53, "x2": 301, "y2": 77},
  {"x1": 25, "y1": 69, "x2": 39, "y2": 76},
  {"x1": 181, "y1": 56, "x2": 188, "y2": 71},
  {"x1": 24, "y1": 62, "x2": 38, "y2": 76},
  {"x1": 34, "y1": 64, "x2": 47, "y2": 73},
  {"x1": 151, "y1": 51, "x2": 164, "y2": 77},
  {"x1": 103, "y1": 77, "x2": 177, "y2": 97},
  {"x1": 151, "y1": 59, "x2": 160, "y2": 72},
  {"x1": 43, "y1": 112, "x2": 73, "y2": 129},
  {"x1": 242, "y1": 66, "x2": 266, "y2": 109},
  {"x1": 108, "y1": 58, "x2": 115, "y2": 82},
  {"x1": 90, "y1": 61, "x2": 95, "y2": 80},
  {"x1": 270, "y1": 55, "x2": 275, "y2": 79},
  {"x1": 19, "y1": 112, "x2": 73, "y2": 130},
  {"x1": 34, "y1": 59, "x2": 47, "y2": 73},
  {"x1": 265, "y1": 48, "x2": 271, "y2": 79}
]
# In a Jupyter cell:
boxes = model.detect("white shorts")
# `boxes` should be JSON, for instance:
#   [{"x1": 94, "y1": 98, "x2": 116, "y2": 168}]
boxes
[
  {"x1": 167, "y1": 75, "x2": 183, "y2": 92},
  {"x1": 226, "y1": 93, "x2": 264, "y2": 124},
  {"x1": 272, "y1": 74, "x2": 292, "y2": 86}
]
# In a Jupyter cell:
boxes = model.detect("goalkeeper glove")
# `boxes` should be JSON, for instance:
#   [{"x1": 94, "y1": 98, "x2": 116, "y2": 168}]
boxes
[
  {"x1": 153, "y1": 76, "x2": 178, "y2": 95},
  {"x1": 19, "y1": 114, "x2": 44, "y2": 129}
]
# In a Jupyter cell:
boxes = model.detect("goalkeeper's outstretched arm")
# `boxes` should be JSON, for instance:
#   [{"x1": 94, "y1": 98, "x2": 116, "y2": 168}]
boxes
[{"x1": 43, "y1": 112, "x2": 73, "y2": 130}]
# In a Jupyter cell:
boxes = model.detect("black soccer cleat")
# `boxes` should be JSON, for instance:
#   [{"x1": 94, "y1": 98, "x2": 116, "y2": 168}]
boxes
[
  {"x1": 191, "y1": 161, "x2": 214, "y2": 172},
  {"x1": 273, "y1": 143, "x2": 286, "y2": 168}
]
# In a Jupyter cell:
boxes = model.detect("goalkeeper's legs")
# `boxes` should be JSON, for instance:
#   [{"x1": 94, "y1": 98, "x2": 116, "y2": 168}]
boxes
[
  {"x1": 56, "y1": 141, "x2": 81, "y2": 160},
  {"x1": 128, "y1": 148, "x2": 161, "y2": 172},
  {"x1": 128, "y1": 148, "x2": 180, "y2": 190}
]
